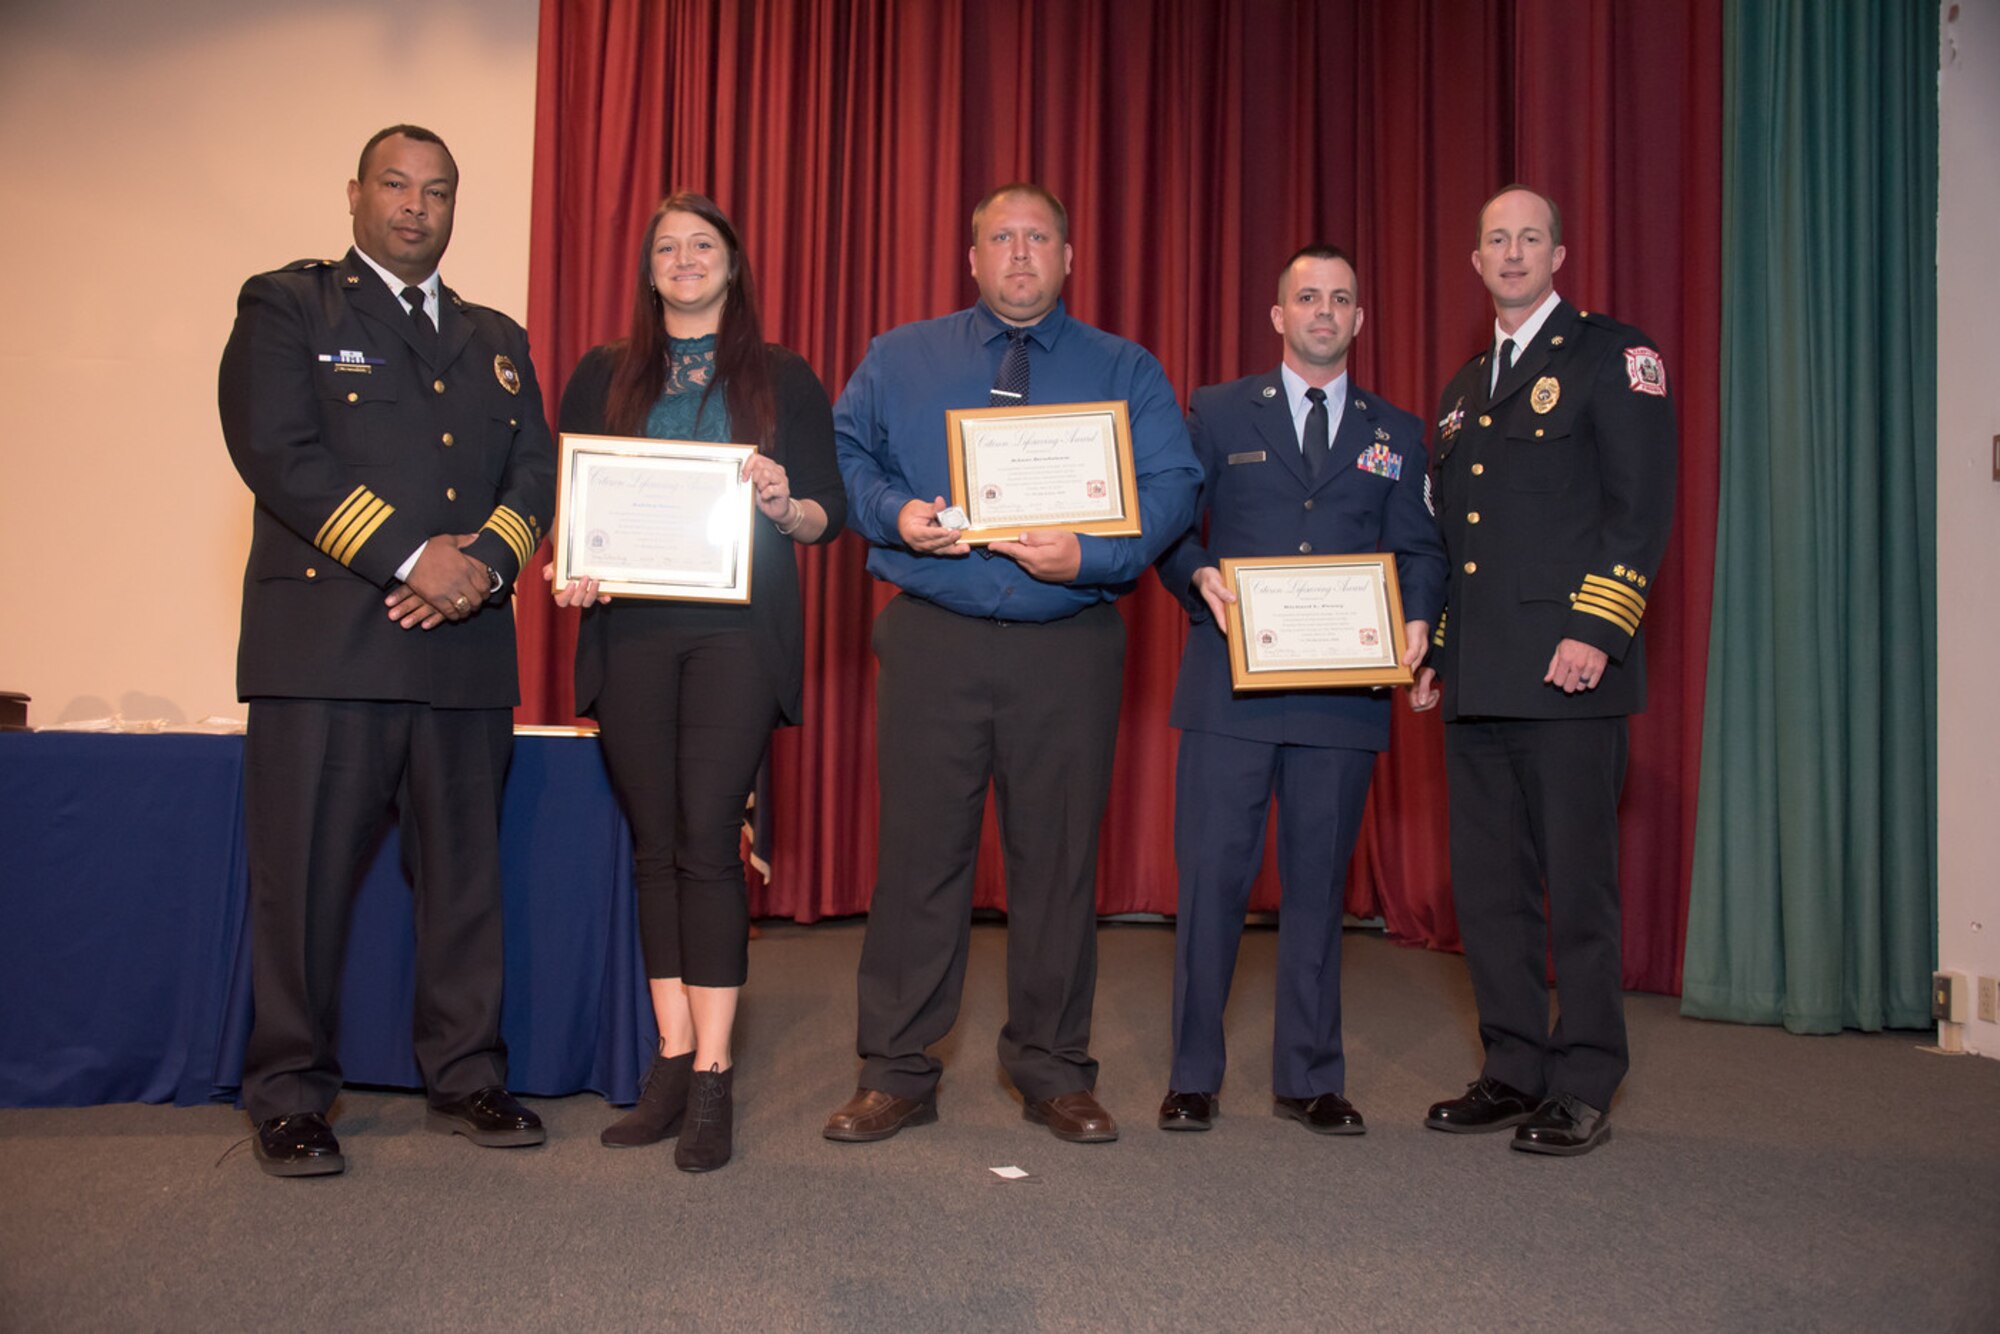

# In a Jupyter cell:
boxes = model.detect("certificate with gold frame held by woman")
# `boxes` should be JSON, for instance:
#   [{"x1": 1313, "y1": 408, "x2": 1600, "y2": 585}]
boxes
[{"x1": 554, "y1": 433, "x2": 756, "y2": 602}]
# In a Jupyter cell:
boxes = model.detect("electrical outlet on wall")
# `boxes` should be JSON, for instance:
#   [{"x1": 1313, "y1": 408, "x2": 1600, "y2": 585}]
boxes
[{"x1": 1978, "y1": 976, "x2": 1999, "y2": 1024}]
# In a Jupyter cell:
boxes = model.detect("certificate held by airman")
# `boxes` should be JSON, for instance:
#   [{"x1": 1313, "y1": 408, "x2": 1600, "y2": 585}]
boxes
[{"x1": 1219, "y1": 553, "x2": 1412, "y2": 691}]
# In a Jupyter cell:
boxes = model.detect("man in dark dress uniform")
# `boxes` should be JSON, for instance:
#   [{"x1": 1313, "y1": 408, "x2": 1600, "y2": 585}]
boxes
[
  {"x1": 218, "y1": 125, "x2": 556, "y2": 1176},
  {"x1": 1154, "y1": 247, "x2": 1444, "y2": 1136},
  {"x1": 1413, "y1": 186, "x2": 1676, "y2": 1155}
]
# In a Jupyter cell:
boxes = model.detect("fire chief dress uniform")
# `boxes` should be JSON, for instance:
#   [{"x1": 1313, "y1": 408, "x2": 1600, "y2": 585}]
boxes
[
  {"x1": 1428, "y1": 298, "x2": 1675, "y2": 1115},
  {"x1": 219, "y1": 249, "x2": 555, "y2": 1123}
]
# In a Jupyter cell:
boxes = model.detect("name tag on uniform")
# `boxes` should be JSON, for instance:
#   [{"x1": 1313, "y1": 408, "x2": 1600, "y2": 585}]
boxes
[
  {"x1": 1227, "y1": 450, "x2": 1266, "y2": 465},
  {"x1": 317, "y1": 351, "x2": 386, "y2": 374}
]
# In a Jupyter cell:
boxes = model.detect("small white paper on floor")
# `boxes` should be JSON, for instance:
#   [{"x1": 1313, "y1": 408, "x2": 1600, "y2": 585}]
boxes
[{"x1": 990, "y1": 1165, "x2": 1034, "y2": 1180}]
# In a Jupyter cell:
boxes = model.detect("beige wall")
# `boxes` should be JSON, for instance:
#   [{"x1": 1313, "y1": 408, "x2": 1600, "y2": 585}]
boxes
[
  {"x1": 0, "y1": 0, "x2": 538, "y2": 724},
  {"x1": 1938, "y1": 0, "x2": 2000, "y2": 1057}
]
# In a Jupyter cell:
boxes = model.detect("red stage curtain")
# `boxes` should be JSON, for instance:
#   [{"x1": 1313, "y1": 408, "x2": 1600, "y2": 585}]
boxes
[{"x1": 521, "y1": 0, "x2": 1721, "y2": 993}]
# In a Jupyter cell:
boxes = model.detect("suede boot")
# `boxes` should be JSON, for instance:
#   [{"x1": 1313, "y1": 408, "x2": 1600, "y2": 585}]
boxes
[
  {"x1": 600, "y1": 1051, "x2": 693, "y2": 1148},
  {"x1": 674, "y1": 1064, "x2": 734, "y2": 1172}
]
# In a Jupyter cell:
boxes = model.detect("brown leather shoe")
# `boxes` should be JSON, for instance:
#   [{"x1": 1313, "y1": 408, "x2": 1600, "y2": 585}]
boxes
[
  {"x1": 1025, "y1": 1090, "x2": 1119, "y2": 1143},
  {"x1": 822, "y1": 1087, "x2": 937, "y2": 1142}
]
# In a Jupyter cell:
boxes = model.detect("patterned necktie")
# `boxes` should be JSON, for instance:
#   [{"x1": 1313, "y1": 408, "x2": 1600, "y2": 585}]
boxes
[
  {"x1": 991, "y1": 328, "x2": 1030, "y2": 407},
  {"x1": 1303, "y1": 386, "x2": 1330, "y2": 480}
]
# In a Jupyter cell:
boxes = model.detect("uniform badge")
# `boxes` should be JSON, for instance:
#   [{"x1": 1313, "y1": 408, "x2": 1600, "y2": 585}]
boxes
[
  {"x1": 1624, "y1": 346, "x2": 1668, "y2": 396},
  {"x1": 1262, "y1": 386, "x2": 1277, "y2": 398},
  {"x1": 1530, "y1": 376, "x2": 1560, "y2": 414},
  {"x1": 1356, "y1": 443, "x2": 1403, "y2": 480},
  {"x1": 1374, "y1": 426, "x2": 1390, "y2": 442},
  {"x1": 494, "y1": 355, "x2": 522, "y2": 395},
  {"x1": 1438, "y1": 398, "x2": 1465, "y2": 441}
]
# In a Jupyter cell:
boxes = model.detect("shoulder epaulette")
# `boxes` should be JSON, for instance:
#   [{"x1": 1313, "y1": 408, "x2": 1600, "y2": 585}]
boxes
[{"x1": 285, "y1": 258, "x2": 338, "y2": 272}]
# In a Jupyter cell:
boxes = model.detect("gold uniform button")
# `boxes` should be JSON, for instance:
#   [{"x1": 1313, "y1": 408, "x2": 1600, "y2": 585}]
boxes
[
  {"x1": 442, "y1": 432, "x2": 454, "y2": 446},
  {"x1": 446, "y1": 486, "x2": 458, "y2": 501},
  {"x1": 346, "y1": 391, "x2": 359, "y2": 403},
  {"x1": 1463, "y1": 561, "x2": 1477, "y2": 574},
  {"x1": 1468, "y1": 512, "x2": 1481, "y2": 524},
  {"x1": 1303, "y1": 499, "x2": 1315, "y2": 511},
  {"x1": 305, "y1": 566, "x2": 318, "y2": 579},
  {"x1": 1534, "y1": 428, "x2": 1545, "y2": 438},
  {"x1": 433, "y1": 379, "x2": 446, "y2": 394},
  {"x1": 1298, "y1": 542, "x2": 1313, "y2": 554},
  {"x1": 509, "y1": 418, "x2": 519, "y2": 428},
  {"x1": 1478, "y1": 414, "x2": 1492, "y2": 427},
  {"x1": 1471, "y1": 463, "x2": 1485, "y2": 475}
]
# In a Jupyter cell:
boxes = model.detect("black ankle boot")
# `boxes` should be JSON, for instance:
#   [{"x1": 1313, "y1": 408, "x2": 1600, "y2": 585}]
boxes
[
  {"x1": 674, "y1": 1064, "x2": 734, "y2": 1172},
  {"x1": 600, "y1": 1052, "x2": 693, "y2": 1148}
]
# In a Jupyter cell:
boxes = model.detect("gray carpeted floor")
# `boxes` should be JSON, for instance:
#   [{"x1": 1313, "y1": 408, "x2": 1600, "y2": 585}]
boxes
[{"x1": 3, "y1": 921, "x2": 1996, "y2": 1332}]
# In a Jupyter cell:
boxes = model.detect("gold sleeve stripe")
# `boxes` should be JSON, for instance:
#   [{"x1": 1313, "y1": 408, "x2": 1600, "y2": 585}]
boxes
[
  {"x1": 1573, "y1": 593, "x2": 1640, "y2": 636},
  {"x1": 483, "y1": 507, "x2": 534, "y2": 569},
  {"x1": 314, "y1": 486, "x2": 371, "y2": 551},
  {"x1": 1581, "y1": 574, "x2": 1647, "y2": 617},
  {"x1": 318, "y1": 490, "x2": 395, "y2": 565},
  {"x1": 323, "y1": 498, "x2": 386, "y2": 564},
  {"x1": 331, "y1": 500, "x2": 395, "y2": 565},
  {"x1": 490, "y1": 505, "x2": 534, "y2": 550},
  {"x1": 1431, "y1": 609, "x2": 1448, "y2": 647}
]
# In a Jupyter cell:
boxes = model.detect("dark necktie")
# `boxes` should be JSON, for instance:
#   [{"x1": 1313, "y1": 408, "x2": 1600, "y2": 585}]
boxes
[
  {"x1": 402, "y1": 284, "x2": 436, "y2": 353},
  {"x1": 1303, "y1": 386, "x2": 1330, "y2": 480},
  {"x1": 991, "y1": 329, "x2": 1030, "y2": 407},
  {"x1": 1494, "y1": 336, "x2": 1516, "y2": 393}
]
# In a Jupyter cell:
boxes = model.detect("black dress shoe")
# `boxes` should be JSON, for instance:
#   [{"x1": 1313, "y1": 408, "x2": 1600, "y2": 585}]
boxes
[
  {"x1": 252, "y1": 1112, "x2": 345, "y2": 1178},
  {"x1": 1512, "y1": 1093, "x2": 1611, "y2": 1156},
  {"x1": 1425, "y1": 1076, "x2": 1540, "y2": 1133},
  {"x1": 1273, "y1": 1093, "x2": 1366, "y2": 1135},
  {"x1": 822, "y1": 1088, "x2": 938, "y2": 1142},
  {"x1": 1157, "y1": 1090, "x2": 1216, "y2": 1132},
  {"x1": 426, "y1": 1086, "x2": 546, "y2": 1147},
  {"x1": 1025, "y1": 1090, "x2": 1119, "y2": 1143}
]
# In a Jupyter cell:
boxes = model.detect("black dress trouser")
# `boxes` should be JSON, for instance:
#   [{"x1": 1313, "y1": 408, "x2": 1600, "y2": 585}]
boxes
[
  {"x1": 856, "y1": 594, "x2": 1125, "y2": 1104},
  {"x1": 241, "y1": 698, "x2": 513, "y2": 1122},
  {"x1": 1444, "y1": 715, "x2": 1630, "y2": 1110}
]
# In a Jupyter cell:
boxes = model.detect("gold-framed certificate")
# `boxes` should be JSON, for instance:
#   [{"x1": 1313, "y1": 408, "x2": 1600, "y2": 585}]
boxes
[
  {"x1": 1219, "y1": 553, "x2": 1412, "y2": 690},
  {"x1": 941, "y1": 401, "x2": 1141, "y2": 545},
  {"x1": 553, "y1": 433, "x2": 756, "y2": 602}
]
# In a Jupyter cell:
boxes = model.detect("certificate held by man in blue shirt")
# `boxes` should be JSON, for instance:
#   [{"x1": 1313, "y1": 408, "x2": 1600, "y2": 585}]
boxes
[{"x1": 826, "y1": 183, "x2": 1200, "y2": 1146}]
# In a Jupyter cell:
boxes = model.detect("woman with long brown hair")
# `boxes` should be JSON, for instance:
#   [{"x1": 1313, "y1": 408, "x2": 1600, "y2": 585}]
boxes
[{"x1": 549, "y1": 192, "x2": 845, "y2": 1171}]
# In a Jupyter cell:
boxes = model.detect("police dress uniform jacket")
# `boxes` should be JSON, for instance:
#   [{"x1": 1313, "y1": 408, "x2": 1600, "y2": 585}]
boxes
[
  {"x1": 1157, "y1": 370, "x2": 1446, "y2": 750},
  {"x1": 557, "y1": 341, "x2": 848, "y2": 728},
  {"x1": 219, "y1": 249, "x2": 557, "y2": 707},
  {"x1": 1428, "y1": 300, "x2": 1675, "y2": 720}
]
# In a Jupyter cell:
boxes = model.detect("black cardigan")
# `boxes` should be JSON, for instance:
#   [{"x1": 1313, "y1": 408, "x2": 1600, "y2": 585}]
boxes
[{"x1": 558, "y1": 342, "x2": 847, "y2": 725}]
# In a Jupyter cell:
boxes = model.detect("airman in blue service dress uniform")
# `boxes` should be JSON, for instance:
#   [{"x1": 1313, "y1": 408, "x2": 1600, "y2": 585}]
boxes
[
  {"x1": 1414, "y1": 186, "x2": 1676, "y2": 1155},
  {"x1": 1154, "y1": 247, "x2": 1444, "y2": 1135},
  {"x1": 218, "y1": 125, "x2": 556, "y2": 1176}
]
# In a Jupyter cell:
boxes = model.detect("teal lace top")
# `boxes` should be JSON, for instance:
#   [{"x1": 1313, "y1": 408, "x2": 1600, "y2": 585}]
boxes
[{"x1": 645, "y1": 333, "x2": 730, "y2": 441}]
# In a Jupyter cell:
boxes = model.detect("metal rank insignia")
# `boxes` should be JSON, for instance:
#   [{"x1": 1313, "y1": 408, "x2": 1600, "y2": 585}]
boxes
[
  {"x1": 494, "y1": 355, "x2": 522, "y2": 395},
  {"x1": 1530, "y1": 376, "x2": 1560, "y2": 415},
  {"x1": 1439, "y1": 398, "x2": 1466, "y2": 440}
]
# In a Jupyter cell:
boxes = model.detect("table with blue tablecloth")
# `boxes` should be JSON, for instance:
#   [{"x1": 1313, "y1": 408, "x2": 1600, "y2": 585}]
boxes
[{"x1": 0, "y1": 731, "x2": 655, "y2": 1108}]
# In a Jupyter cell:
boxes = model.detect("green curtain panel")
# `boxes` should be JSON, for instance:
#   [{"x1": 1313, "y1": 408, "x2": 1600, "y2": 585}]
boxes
[{"x1": 1684, "y1": 0, "x2": 1937, "y2": 1032}]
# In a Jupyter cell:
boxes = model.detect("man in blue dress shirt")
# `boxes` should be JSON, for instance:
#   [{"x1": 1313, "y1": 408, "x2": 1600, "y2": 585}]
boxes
[{"x1": 826, "y1": 184, "x2": 1200, "y2": 1145}]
